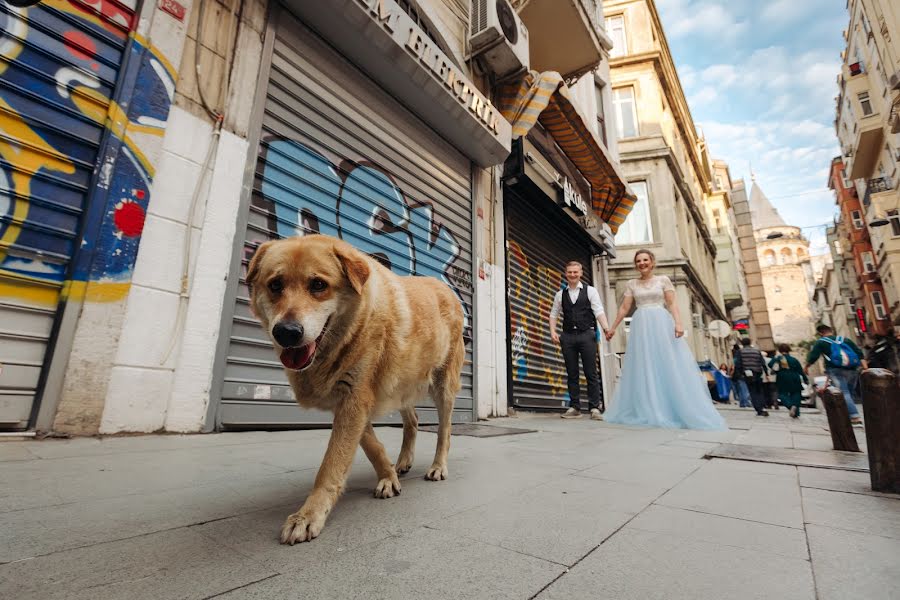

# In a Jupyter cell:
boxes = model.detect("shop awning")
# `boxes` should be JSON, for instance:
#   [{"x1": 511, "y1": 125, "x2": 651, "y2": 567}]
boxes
[{"x1": 498, "y1": 71, "x2": 636, "y2": 233}]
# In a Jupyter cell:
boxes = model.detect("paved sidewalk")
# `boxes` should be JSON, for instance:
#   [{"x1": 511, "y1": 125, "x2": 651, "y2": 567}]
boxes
[{"x1": 1, "y1": 408, "x2": 898, "y2": 599}]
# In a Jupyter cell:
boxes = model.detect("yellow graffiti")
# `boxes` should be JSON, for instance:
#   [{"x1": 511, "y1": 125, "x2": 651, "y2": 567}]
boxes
[
  {"x1": 63, "y1": 280, "x2": 131, "y2": 302},
  {"x1": 0, "y1": 97, "x2": 77, "y2": 265}
]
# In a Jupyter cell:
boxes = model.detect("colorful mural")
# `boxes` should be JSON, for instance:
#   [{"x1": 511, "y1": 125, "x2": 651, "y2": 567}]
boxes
[
  {"x1": 507, "y1": 239, "x2": 570, "y2": 397},
  {"x1": 0, "y1": 0, "x2": 176, "y2": 307},
  {"x1": 258, "y1": 138, "x2": 473, "y2": 341}
]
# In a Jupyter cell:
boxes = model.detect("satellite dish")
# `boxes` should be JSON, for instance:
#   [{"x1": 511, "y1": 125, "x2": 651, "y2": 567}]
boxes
[{"x1": 707, "y1": 320, "x2": 732, "y2": 339}]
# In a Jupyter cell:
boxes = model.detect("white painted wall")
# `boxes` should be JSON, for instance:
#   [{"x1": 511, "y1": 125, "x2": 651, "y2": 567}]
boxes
[{"x1": 100, "y1": 108, "x2": 250, "y2": 433}]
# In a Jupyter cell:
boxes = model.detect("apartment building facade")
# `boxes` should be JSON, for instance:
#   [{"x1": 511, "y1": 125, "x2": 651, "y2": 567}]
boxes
[
  {"x1": 602, "y1": 0, "x2": 730, "y2": 366},
  {"x1": 835, "y1": 0, "x2": 900, "y2": 327}
]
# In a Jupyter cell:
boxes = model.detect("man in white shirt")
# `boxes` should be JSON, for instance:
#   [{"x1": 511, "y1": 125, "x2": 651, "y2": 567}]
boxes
[{"x1": 549, "y1": 261, "x2": 610, "y2": 420}]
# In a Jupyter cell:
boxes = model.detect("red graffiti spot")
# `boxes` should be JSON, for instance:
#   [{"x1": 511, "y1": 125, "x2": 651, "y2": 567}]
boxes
[
  {"x1": 134, "y1": 189, "x2": 145, "y2": 200},
  {"x1": 114, "y1": 200, "x2": 145, "y2": 237},
  {"x1": 63, "y1": 30, "x2": 97, "y2": 61},
  {"x1": 68, "y1": 0, "x2": 136, "y2": 35}
]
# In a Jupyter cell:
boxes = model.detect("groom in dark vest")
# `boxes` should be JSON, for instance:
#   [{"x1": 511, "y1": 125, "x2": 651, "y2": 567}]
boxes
[{"x1": 549, "y1": 261, "x2": 611, "y2": 420}]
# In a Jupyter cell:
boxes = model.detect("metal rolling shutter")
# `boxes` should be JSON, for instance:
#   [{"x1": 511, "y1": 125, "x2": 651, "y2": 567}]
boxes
[
  {"x1": 0, "y1": 0, "x2": 136, "y2": 429},
  {"x1": 215, "y1": 9, "x2": 475, "y2": 428},
  {"x1": 505, "y1": 189, "x2": 595, "y2": 410}
]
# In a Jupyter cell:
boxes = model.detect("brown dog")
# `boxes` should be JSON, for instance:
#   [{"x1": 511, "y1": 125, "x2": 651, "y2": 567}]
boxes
[{"x1": 246, "y1": 234, "x2": 464, "y2": 544}]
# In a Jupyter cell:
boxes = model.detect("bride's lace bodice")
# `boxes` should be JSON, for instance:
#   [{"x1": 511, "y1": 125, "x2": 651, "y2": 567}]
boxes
[{"x1": 624, "y1": 275, "x2": 674, "y2": 307}]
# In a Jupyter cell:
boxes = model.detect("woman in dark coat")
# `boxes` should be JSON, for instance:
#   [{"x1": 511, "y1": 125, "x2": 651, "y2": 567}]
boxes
[{"x1": 769, "y1": 344, "x2": 809, "y2": 418}]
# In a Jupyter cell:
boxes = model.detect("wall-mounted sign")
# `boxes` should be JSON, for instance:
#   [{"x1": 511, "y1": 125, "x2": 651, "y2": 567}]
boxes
[
  {"x1": 560, "y1": 177, "x2": 588, "y2": 215},
  {"x1": 355, "y1": 0, "x2": 505, "y2": 138},
  {"x1": 159, "y1": 0, "x2": 186, "y2": 21},
  {"x1": 732, "y1": 319, "x2": 749, "y2": 331}
]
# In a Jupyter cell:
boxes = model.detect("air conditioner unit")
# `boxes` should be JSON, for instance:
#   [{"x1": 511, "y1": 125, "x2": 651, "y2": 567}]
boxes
[{"x1": 469, "y1": 0, "x2": 529, "y2": 80}]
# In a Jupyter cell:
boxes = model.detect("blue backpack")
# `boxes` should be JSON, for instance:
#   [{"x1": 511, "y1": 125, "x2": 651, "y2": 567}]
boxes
[{"x1": 823, "y1": 336, "x2": 860, "y2": 368}]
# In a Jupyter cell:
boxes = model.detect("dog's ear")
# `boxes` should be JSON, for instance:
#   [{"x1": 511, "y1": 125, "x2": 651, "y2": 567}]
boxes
[
  {"x1": 335, "y1": 243, "x2": 370, "y2": 294},
  {"x1": 246, "y1": 241, "x2": 273, "y2": 293}
]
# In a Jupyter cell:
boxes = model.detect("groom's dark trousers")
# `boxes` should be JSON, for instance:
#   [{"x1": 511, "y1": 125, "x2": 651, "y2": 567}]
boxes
[{"x1": 560, "y1": 329, "x2": 602, "y2": 412}]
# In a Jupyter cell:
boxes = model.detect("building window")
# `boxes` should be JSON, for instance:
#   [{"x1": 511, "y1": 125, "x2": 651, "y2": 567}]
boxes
[
  {"x1": 775, "y1": 285, "x2": 782, "y2": 293},
  {"x1": 872, "y1": 291, "x2": 887, "y2": 320},
  {"x1": 862, "y1": 251, "x2": 876, "y2": 273},
  {"x1": 888, "y1": 209, "x2": 900, "y2": 237},
  {"x1": 780, "y1": 247, "x2": 793, "y2": 264},
  {"x1": 851, "y1": 209, "x2": 864, "y2": 229},
  {"x1": 594, "y1": 82, "x2": 607, "y2": 146},
  {"x1": 614, "y1": 180, "x2": 652, "y2": 245},
  {"x1": 764, "y1": 249, "x2": 776, "y2": 266},
  {"x1": 833, "y1": 240, "x2": 843, "y2": 256},
  {"x1": 858, "y1": 92, "x2": 874, "y2": 116},
  {"x1": 613, "y1": 87, "x2": 638, "y2": 139},
  {"x1": 606, "y1": 15, "x2": 626, "y2": 58},
  {"x1": 861, "y1": 10, "x2": 872, "y2": 39}
]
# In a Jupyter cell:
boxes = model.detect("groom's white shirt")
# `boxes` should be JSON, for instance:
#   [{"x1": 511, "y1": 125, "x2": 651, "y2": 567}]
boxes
[{"x1": 549, "y1": 282, "x2": 605, "y2": 320}]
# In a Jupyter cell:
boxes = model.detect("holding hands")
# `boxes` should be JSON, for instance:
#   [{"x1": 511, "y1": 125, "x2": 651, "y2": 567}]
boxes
[{"x1": 604, "y1": 328, "x2": 615, "y2": 341}]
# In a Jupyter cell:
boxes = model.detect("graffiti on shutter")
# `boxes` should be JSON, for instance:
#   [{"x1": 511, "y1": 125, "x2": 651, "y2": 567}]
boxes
[{"x1": 255, "y1": 138, "x2": 472, "y2": 342}]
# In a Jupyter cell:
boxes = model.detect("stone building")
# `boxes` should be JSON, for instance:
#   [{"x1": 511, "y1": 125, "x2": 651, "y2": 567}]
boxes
[
  {"x1": 750, "y1": 181, "x2": 816, "y2": 346},
  {"x1": 603, "y1": 0, "x2": 731, "y2": 366},
  {"x1": 835, "y1": 0, "x2": 900, "y2": 327}
]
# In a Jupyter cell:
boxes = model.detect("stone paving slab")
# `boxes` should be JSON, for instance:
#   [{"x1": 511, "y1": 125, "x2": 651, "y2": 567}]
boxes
[
  {"x1": 656, "y1": 459, "x2": 803, "y2": 529},
  {"x1": 0, "y1": 526, "x2": 278, "y2": 600},
  {"x1": 806, "y1": 524, "x2": 900, "y2": 600},
  {"x1": 535, "y1": 527, "x2": 815, "y2": 600},
  {"x1": 797, "y1": 466, "x2": 900, "y2": 499},
  {"x1": 626, "y1": 504, "x2": 809, "y2": 560},
  {"x1": 212, "y1": 526, "x2": 564, "y2": 600},
  {"x1": 802, "y1": 487, "x2": 900, "y2": 539},
  {"x1": 433, "y1": 474, "x2": 650, "y2": 565}
]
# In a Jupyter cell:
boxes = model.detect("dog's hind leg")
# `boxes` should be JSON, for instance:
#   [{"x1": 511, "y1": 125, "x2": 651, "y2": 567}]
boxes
[
  {"x1": 425, "y1": 338, "x2": 463, "y2": 481},
  {"x1": 360, "y1": 423, "x2": 401, "y2": 498},
  {"x1": 395, "y1": 405, "x2": 418, "y2": 475}
]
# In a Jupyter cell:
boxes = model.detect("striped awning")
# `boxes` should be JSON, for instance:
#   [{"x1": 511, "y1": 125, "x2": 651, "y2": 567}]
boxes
[{"x1": 498, "y1": 71, "x2": 636, "y2": 233}]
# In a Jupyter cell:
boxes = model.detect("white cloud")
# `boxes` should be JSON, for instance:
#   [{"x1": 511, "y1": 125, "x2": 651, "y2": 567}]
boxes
[
  {"x1": 689, "y1": 85, "x2": 719, "y2": 106},
  {"x1": 657, "y1": 0, "x2": 749, "y2": 40},
  {"x1": 760, "y1": 0, "x2": 816, "y2": 24}
]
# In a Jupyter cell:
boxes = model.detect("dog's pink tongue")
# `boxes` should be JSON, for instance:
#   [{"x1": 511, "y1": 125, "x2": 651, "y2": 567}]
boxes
[{"x1": 280, "y1": 342, "x2": 316, "y2": 370}]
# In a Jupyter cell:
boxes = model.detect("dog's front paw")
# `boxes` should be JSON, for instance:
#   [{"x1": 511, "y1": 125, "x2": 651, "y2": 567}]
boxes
[
  {"x1": 373, "y1": 472, "x2": 401, "y2": 498},
  {"x1": 425, "y1": 463, "x2": 448, "y2": 481},
  {"x1": 280, "y1": 507, "x2": 327, "y2": 545},
  {"x1": 395, "y1": 452, "x2": 414, "y2": 475}
]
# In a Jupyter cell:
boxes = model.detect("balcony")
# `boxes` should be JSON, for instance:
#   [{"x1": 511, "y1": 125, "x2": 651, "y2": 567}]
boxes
[
  {"x1": 847, "y1": 116, "x2": 884, "y2": 179},
  {"x1": 516, "y1": 0, "x2": 609, "y2": 79}
]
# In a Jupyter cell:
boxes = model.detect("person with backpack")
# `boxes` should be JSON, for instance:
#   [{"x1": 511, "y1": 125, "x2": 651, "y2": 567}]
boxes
[
  {"x1": 805, "y1": 324, "x2": 867, "y2": 425},
  {"x1": 733, "y1": 337, "x2": 770, "y2": 417},
  {"x1": 769, "y1": 344, "x2": 809, "y2": 418}
]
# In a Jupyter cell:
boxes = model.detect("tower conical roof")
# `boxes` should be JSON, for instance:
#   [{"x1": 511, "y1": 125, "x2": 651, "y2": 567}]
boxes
[{"x1": 749, "y1": 181, "x2": 786, "y2": 230}]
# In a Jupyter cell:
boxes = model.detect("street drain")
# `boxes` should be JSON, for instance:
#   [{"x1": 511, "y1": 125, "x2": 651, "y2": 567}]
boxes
[{"x1": 418, "y1": 423, "x2": 536, "y2": 437}]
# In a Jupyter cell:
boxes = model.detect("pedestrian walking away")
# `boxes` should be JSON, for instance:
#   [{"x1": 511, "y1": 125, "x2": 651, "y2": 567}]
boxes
[
  {"x1": 733, "y1": 337, "x2": 770, "y2": 417},
  {"x1": 549, "y1": 260, "x2": 610, "y2": 421},
  {"x1": 769, "y1": 344, "x2": 808, "y2": 418},
  {"x1": 731, "y1": 343, "x2": 752, "y2": 408},
  {"x1": 602, "y1": 249, "x2": 727, "y2": 430},
  {"x1": 805, "y1": 324, "x2": 867, "y2": 425}
]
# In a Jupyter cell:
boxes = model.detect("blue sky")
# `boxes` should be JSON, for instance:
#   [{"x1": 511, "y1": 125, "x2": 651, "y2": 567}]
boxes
[{"x1": 655, "y1": 0, "x2": 848, "y2": 254}]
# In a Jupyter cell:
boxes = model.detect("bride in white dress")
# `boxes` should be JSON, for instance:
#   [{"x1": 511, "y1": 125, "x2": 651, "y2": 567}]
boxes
[{"x1": 604, "y1": 249, "x2": 727, "y2": 430}]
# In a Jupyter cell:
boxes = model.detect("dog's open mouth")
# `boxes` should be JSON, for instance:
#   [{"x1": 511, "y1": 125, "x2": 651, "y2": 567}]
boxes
[{"x1": 279, "y1": 320, "x2": 329, "y2": 371}]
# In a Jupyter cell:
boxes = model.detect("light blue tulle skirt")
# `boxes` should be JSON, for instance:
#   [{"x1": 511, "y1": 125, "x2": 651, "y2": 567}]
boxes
[{"x1": 605, "y1": 305, "x2": 728, "y2": 431}]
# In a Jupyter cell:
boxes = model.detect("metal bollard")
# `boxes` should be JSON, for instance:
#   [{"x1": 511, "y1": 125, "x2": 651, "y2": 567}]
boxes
[
  {"x1": 861, "y1": 369, "x2": 900, "y2": 493},
  {"x1": 821, "y1": 386, "x2": 861, "y2": 452}
]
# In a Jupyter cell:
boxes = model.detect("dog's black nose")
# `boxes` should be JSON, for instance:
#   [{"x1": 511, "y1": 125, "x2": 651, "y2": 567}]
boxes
[{"x1": 272, "y1": 321, "x2": 304, "y2": 347}]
